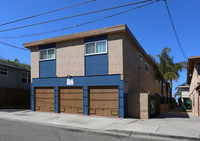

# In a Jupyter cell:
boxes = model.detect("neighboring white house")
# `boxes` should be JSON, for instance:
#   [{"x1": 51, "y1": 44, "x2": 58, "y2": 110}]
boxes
[{"x1": 178, "y1": 85, "x2": 190, "y2": 109}]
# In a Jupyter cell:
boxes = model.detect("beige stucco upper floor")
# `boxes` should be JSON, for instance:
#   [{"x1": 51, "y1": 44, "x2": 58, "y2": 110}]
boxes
[
  {"x1": 30, "y1": 32, "x2": 123, "y2": 79},
  {"x1": 25, "y1": 24, "x2": 164, "y2": 95}
]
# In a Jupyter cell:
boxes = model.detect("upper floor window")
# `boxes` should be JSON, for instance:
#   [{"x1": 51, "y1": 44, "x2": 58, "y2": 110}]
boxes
[
  {"x1": 40, "y1": 48, "x2": 55, "y2": 61},
  {"x1": 85, "y1": 40, "x2": 107, "y2": 55},
  {"x1": 139, "y1": 53, "x2": 143, "y2": 61},
  {"x1": 197, "y1": 63, "x2": 200, "y2": 75},
  {"x1": 0, "y1": 67, "x2": 8, "y2": 76},
  {"x1": 21, "y1": 72, "x2": 30, "y2": 84},
  {"x1": 145, "y1": 63, "x2": 149, "y2": 73}
]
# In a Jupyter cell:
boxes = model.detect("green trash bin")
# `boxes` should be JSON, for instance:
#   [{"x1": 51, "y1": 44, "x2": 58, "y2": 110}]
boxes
[{"x1": 184, "y1": 99, "x2": 191, "y2": 109}]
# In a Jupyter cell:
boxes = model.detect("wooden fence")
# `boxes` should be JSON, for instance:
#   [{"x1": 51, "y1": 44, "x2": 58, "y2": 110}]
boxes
[{"x1": 0, "y1": 87, "x2": 30, "y2": 109}]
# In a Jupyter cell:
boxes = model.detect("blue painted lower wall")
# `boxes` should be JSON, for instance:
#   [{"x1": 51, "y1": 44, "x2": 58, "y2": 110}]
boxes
[{"x1": 31, "y1": 75, "x2": 125, "y2": 117}]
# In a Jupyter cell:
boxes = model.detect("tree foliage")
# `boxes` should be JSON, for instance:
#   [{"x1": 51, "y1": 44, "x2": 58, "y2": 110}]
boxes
[
  {"x1": 149, "y1": 47, "x2": 187, "y2": 89},
  {"x1": 156, "y1": 47, "x2": 187, "y2": 88},
  {"x1": 0, "y1": 58, "x2": 30, "y2": 69}
]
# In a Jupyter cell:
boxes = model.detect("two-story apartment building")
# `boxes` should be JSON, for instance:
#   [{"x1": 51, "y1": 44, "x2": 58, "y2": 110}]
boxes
[
  {"x1": 0, "y1": 59, "x2": 30, "y2": 108},
  {"x1": 24, "y1": 24, "x2": 169, "y2": 118},
  {"x1": 187, "y1": 56, "x2": 200, "y2": 116}
]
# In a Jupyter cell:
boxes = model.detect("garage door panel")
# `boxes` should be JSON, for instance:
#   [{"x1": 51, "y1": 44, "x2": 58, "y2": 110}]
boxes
[
  {"x1": 35, "y1": 99, "x2": 54, "y2": 104},
  {"x1": 89, "y1": 86, "x2": 118, "y2": 117},
  {"x1": 60, "y1": 100, "x2": 83, "y2": 107},
  {"x1": 90, "y1": 101, "x2": 118, "y2": 109},
  {"x1": 35, "y1": 88, "x2": 54, "y2": 113},
  {"x1": 60, "y1": 94, "x2": 83, "y2": 100},
  {"x1": 89, "y1": 109, "x2": 118, "y2": 116},
  {"x1": 90, "y1": 94, "x2": 118, "y2": 100},
  {"x1": 59, "y1": 87, "x2": 83, "y2": 114},
  {"x1": 60, "y1": 89, "x2": 83, "y2": 93},
  {"x1": 35, "y1": 94, "x2": 54, "y2": 99},
  {"x1": 60, "y1": 107, "x2": 83, "y2": 114},
  {"x1": 35, "y1": 89, "x2": 54, "y2": 94},
  {"x1": 90, "y1": 88, "x2": 118, "y2": 93}
]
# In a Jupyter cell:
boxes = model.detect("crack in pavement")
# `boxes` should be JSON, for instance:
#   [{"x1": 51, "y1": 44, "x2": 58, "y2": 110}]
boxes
[{"x1": 155, "y1": 121, "x2": 161, "y2": 134}]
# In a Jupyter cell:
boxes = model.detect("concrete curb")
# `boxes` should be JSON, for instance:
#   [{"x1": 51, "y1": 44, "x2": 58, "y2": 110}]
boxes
[
  {"x1": 106, "y1": 129, "x2": 200, "y2": 141},
  {"x1": 0, "y1": 117, "x2": 199, "y2": 141}
]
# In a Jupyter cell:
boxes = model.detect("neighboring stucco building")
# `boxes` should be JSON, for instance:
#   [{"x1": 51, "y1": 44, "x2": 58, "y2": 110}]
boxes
[
  {"x1": 0, "y1": 59, "x2": 30, "y2": 108},
  {"x1": 0, "y1": 59, "x2": 30, "y2": 90},
  {"x1": 24, "y1": 24, "x2": 170, "y2": 118},
  {"x1": 187, "y1": 56, "x2": 200, "y2": 116},
  {"x1": 178, "y1": 85, "x2": 190, "y2": 109}
]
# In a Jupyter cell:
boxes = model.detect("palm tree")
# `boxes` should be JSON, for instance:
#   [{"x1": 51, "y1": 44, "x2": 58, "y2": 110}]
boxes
[{"x1": 156, "y1": 47, "x2": 187, "y2": 89}]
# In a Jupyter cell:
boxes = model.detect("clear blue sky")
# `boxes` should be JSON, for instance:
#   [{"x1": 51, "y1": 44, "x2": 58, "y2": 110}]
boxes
[{"x1": 0, "y1": 0, "x2": 199, "y2": 97}]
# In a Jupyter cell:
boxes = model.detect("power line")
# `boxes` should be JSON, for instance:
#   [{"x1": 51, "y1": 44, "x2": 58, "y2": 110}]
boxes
[
  {"x1": 0, "y1": 51, "x2": 8, "y2": 59},
  {"x1": 0, "y1": 41, "x2": 29, "y2": 51},
  {"x1": 0, "y1": 0, "x2": 159, "y2": 39},
  {"x1": 164, "y1": 0, "x2": 187, "y2": 61},
  {"x1": 0, "y1": 0, "x2": 154, "y2": 33},
  {"x1": 0, "y1": 0, "x2": 96, "y2": 27}
]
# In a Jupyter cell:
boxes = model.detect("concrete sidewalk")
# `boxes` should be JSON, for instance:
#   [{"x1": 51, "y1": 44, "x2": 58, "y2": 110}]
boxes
[{"x1": 0, "y1": 108, "x2": 199, "y2": 140}]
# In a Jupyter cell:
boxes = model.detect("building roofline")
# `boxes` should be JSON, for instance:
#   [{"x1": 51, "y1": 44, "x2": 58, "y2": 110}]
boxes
[
  {"x1": 0, "y1": 60, "x2": 30, "y2": 72},
  {"x1": 23, "y1": 24, "x2": 126, "y2": 48}
]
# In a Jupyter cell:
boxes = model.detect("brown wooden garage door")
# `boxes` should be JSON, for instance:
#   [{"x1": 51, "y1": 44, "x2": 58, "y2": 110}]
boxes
[
  {"x1": 59, "y1": 87, "x2": 83, "y2": 114},
  {"x1": 89, "y1": 86, "x2": 118, "y2": 117},
  {"x1": 35, "y1": 87, "x2": 54, "y2": 112}
]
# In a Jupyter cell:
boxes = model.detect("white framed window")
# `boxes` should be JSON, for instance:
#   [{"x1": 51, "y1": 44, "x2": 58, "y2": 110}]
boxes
[
  {"x1": 0, "y1": 67, "x2": 8, "y2": 76},
  {"x1": 21, "y1": 72, "x2": 30, "y2": 84},
  {"x1": 85, "y1": 40, "x2": 107, "y2": 55},
  {"x1": 139, "y1": 53, "x2": 143, "y2": 61},
  {"x1": 39, "y1": 48, "x2": 55, "y2": 61},
  {"x1": 145, "y1": 63, "x2": 149, "y2": 73}
]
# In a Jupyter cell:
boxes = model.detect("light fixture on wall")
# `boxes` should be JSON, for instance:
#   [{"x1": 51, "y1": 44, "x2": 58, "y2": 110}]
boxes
[{"x1": 66, "y1": 75, "x2": 72, "y2": 79}]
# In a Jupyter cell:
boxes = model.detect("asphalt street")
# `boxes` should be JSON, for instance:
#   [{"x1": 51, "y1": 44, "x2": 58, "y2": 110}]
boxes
[{"x1": 0, "y1": 119, "x2": 178, "y2": 141}]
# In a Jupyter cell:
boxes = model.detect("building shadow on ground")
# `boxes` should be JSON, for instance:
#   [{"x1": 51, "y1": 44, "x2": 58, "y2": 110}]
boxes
[
  {"x1": 0, "y1": 109, "x2": 31, "y2": 113},
  {"x1": 153, "y1": 107, "x2": 190, "y2": 119}
]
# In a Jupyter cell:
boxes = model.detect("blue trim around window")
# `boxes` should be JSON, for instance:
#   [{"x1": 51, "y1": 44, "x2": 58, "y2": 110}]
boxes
[
  {"x1": 84, "y1": 35, "x2": 107, "y2": 43},
  {"x1": 39, "y1": 44, "x2": 56, "y2": 78},
  {"x1": 39, "y1": 43, "x2": 56, "y2": 50},
  {"x1": 84, "y1": 35, "x2": 108, "y2": 76}
]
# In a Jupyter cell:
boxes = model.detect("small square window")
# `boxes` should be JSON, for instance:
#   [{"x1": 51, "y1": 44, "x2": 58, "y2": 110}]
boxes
[
  {"x1": 145, "y1": 63, "x2": 149, "y2": 73},
  {"x1": 86, "y1": 43, "x2": 95, "y2": 54},
  {"x1": 85, "y1": 40, "x2": 107, "y2": 55},
  {"x1": 0, "y1": 67, "x2": 8, "y2": 76},
  {"x1": 48, "y1": 49, "x2": 55, "y2": 59},
  {"x1": 96, "y1": 41, "x2": 106, "y2": 53},
  {"x1": 40, "y1": 48, "x2": 55, "y2": 61},
  {"x1": 21, "y1": 72, "x2": 30, "y2": 84},
  {"x1": 197, "y1": 63, "x2": 200, "y2": 75},
  {"x1": 40, "y1": 50, "x2": 47, "y2": 60},
  {"x1": 139, "y1": 53, "x2": 143, "y2": 61}
]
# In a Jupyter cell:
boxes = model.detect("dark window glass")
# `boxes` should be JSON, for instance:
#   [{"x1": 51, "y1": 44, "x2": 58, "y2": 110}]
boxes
[
  {"x1": 197, "y1": 63, "x2": 200, "y2": 75},
  {"x1": 145, "y1": 63, "x2": 149, "y2": 72}
]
